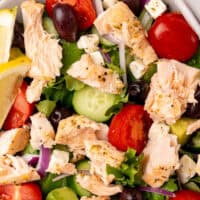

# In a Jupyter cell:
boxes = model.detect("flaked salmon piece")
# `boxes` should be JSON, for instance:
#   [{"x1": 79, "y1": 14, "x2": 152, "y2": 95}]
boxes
[
  {"x1": 26, "y1": 79, "x2": 47, "y2": 103},
  {"x1": 81, "y1": 196, "x2": 110, "y2": 200},
  {"x1": 30, "y1": 112, "x2": 55, "y2": 150},
  {"x1": 55, "y1": 115, "x2": 109, "y2": 160},
  {"x1": 145, "y1": 59, "x2": 200, "y2": 124},
  {"x1": 21, "y1": 0, "x2": 62, "y2": 80},
  {"x1": 94, "y1": 2, "x2": 158, "y2": 65},
  {"x1": 0, "y1": 154, "x2": 40, "y2": 185},
  {"x1": 142, "y1": 122, "x2": 180, "y2": 187},
  {"x1": 0, "y1": 128, "x2": 29, "y2": 155},
  {"x1": 187, "y1": 119, "x2": 200, "y2": 135},
  {"x1": 77, "y1": 174, "x2": 122, "y2": 196},
  {"x1": 67, "y1": 54, "x2": 124, "y2": 94},
  {"x1": 84, "y1": 140, "x2": 125, "y2": 185}
]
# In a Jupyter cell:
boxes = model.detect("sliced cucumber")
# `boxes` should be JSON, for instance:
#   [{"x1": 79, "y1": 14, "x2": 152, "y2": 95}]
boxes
[
  {"x1": 72, "y1": 86, "x2": 117, "y2": 122},
  {"x1": 68, "y1": 160, "x2": 91, "y2": 197},
  {"x1": 40, "y1": 173, "x2": 68, "y2": 195},
  {"x1": 67, "y1": 176, "x2": 91, "y2": 197},
  {"x1": 91, "y1": 26, "x2": 115, "y2": 47},
  {"x1": 76, "y1": 160, "x2": 90, "y2": 171},
  {"x1": 43, "y1": 16, "x2": 58, "y2": 38},
  {"x1": 46, "y1": 187, "x2": 78, "y2": 200}
]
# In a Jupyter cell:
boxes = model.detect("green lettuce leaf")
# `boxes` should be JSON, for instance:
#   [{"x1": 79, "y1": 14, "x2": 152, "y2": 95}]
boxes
[
  {"x1": 36, "y1": 100, "x2": 56, "y2": 117},
  {"x1": 187, "y1": 47, "x2": 200, "y2": 69},
  {"x1": 42, "y1": 76, "x2": 73, "y2": 107},
  {"x1": 61, "y1": 41, "x2": 84, "y2": 74},
  {"x1": 65, "y1": 75, "x2": 85, "y2": 91},
  {"x1": 107, "y1": 148, "x2": 144, "y2": 187}
]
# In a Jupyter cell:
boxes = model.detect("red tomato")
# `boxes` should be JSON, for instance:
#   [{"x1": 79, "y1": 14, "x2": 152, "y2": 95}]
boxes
[
  {"x1": 169, "y1": 190, "x2": 200, "y2": 200},
  {"x1": 46, "y1": 0, "x2": 76, "y2": 17},
  {"x1": 0, "y1": 183, "x2": 42, "y2": 200},
  {"x1": 108, "y1": 104, "x2": 152, "y2": 153},
  {"x1": 148, "y1": 13, "x2": 199, "y2": 61},
  {"x1": 73, "y1": 0, "x2": 96, "y2": 30},
  {"x1": 3, "y1": 82, "x2": 34, "y2": 130},
  {"x1": 46, "y1": 0, "x2": 96, "y2": 30}
]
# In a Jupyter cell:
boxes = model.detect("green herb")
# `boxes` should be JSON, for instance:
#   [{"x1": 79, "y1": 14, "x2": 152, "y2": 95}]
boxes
[
  {"x1": 61, "y1": 41, "x2": 84, "y2": 74},
  {"x1": 142, "y1": 63, "x2": 157, "y2": 83},
  {"x1": 42, "y1": 76, "x2": 73, "y2": 107},
  {"x1": 107, "y1": 63, "x2": 124, "y2": 75},
  {"x1": 105, "y1": 91, "x2": 128, "y2": 117},
  {"x1": 107, "y1": 148, "x2": 144, "y2": 187},
  {"x1": 187, "y1": 47, "x2": 200, "y2": 69},
  {"x1": 22, "y1": 143, "x2": 39, "y2": 155},
  {"x1": 65, "y1": 75, "x2": 85, "y2": 91},
  {"x1": 36, "y1": 100, "x2": 56, "y2": 117}
]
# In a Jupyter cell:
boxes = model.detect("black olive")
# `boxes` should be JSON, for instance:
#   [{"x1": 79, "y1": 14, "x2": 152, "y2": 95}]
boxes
[
  {"x1": 122, "y1": 0, "x2": 140, "y2": 16},
  {"x1": 185, "y1": 85, "x2": 200, "y2": 118},
  {"x1": 119, "y1": 188, "x2": 143, "y2": 200},
  {"x1": 49, "y1": 107, "x2": 73, "y2": 129},
  {"x1": 12, "y1": 22, "x2": 25, "y2": 51},
  {"x1": 128, "y1": 80, "x2": 150, "y2": 104},
  {"x1": 52, "y1": 3, "x2": 78, "y2": 42}
]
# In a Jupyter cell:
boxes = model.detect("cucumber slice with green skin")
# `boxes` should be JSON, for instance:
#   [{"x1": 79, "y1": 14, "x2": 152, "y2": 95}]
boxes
[
  {"x1": 72, "y1": 86, "x2": 118, "y2": 122},
  {"x1": 67, "y1": 176, "x2": 91, "y2": 197},
  {"x1": 91, "y1": 26, "x2": 115, "y2": 47},
  {"x1": 76, "y1": 160, "x2": 90, "y2": 171},
  {"x1": 46, "y1": 187, "x2": 78, "y2": 200},
  {"x1": 43, "y1": 17, "x2": 58, "y2": 38},
  {"x1": 67, "y1": 160, "x2": 91, "y2": 197},
  {"x1": 40, "y1": 173, "x2": 68, "y2": 195}
]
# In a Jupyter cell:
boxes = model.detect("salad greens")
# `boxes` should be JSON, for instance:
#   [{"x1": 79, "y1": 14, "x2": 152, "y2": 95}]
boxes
[
  {"x1": 61, "y1": 41, "x2": 84, "y2": 74},
  {"x1": 42, "y1": 76, "x2": 73, "y2": 108},
  {"x1": 107, "y1": 148, "x2": 144, "y2": 187},
  {"x1": 187, "y1": 47, "x2": 200, "y2": 69}
]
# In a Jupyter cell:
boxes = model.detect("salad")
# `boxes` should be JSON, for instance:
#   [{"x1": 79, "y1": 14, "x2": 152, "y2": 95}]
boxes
[{"x1": 0, "y1": 0, "x2": 200, "y2": 200}]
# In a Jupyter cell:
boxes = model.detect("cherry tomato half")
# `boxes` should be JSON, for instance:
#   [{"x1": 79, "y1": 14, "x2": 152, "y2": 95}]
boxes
[
  {"x1": 46, "y1": 0, "x2": 96, "y2": 30},
  {"x1": 3, "y1": 81, "x2": 34, "y2": 130},
  {"x1": 108, "y1": 104, "x2": 152, "y2": 153},
  {"x1": 169, "y1": 190, "x2": 200, "y2": 200},
  {"x1": 46, "y1": 0, "x2": 76, "y2": 17},
  {"x1": 0, "y1": 183, "x2": 42, "y2": 200},
  {"x1": 148, "y1": 13, "x2": 199, "y2": 61}
]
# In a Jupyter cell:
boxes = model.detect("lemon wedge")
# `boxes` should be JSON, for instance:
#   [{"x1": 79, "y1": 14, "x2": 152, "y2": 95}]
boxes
[
  {"x1": 0, "y1": 7, "x2": 17, "y2": 64},
  {"x1": 0, "y1": 56, "x2": 30, "y2": 128}
]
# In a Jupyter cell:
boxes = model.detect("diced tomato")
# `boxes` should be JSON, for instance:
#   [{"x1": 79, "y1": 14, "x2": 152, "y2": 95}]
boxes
[
  {"x1": 108, "y1": 104, "x2": 152, "y2": 153},
  {"x1": 3, "y1": 81, "x2": 34, "y2": 130},
  {"x1": 73, "y1": 0, "x2": 96, "y2": 30},
  {"x1": 169, "y1": 190, "x2": 200, "y2": 200},
  {"x1": 46, "y1": 0, "x2": 77, "y2": 17},
  {"x1": 0, "y1": 183, "x2": 42, "y2": 200},
  {"x1": 148, "y1": 13, "x2": 199, "y2": 61},
  {"x1": 46, "y1": 0, "x2": 96, "y2": 30}
]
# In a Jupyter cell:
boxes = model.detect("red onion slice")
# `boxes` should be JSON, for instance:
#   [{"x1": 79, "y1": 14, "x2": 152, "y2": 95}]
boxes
[
  {"x1": 22, "y1": 154, "x2": 39, "y2": 166},
  {"x1": 36, "y1": 145, "x2": 51, "y2": 177},
  {"x1": 99, "y1": 48, "x2": 111, "y2": 64},
  {"x1": 139, "y1": 186, "x2": 176, "y2": 198},
  {"x1": 93, "y1": 0, "x2": 104, "y2": 16}
]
